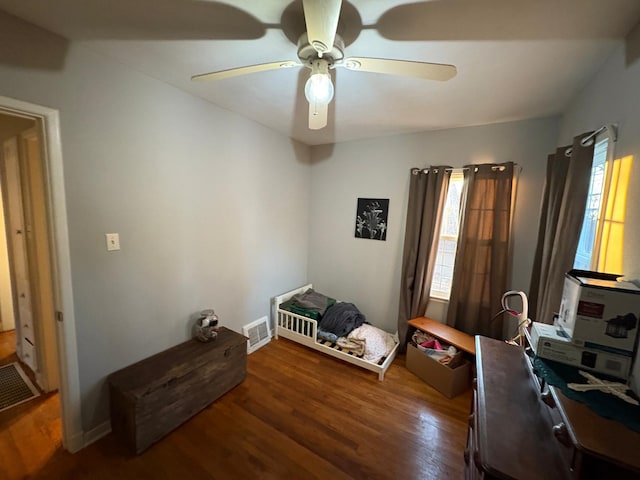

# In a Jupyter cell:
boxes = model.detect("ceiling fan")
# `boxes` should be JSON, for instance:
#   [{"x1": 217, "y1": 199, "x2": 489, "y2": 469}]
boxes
[{"x1": 191, "y1": 0, "x2": 457, "y2": 130}]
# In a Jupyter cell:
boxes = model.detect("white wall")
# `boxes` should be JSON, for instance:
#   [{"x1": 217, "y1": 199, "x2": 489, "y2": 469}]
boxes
[
  {"x1": 308, "y1": 117, "x2": 560, "y2": 332},
  {"x1": 0, "y1": 12, "x2": 311, "y2": 430},
  {"x1": 558, "y1": 39, "x2": 640, "y2": 393}
]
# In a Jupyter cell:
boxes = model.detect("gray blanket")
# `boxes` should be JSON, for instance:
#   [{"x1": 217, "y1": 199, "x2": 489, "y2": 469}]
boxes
[
  {"x1": 291, "y1": 289, "x2": 334, "y2": 316},
  {"x1": 318, "y1": 303, "x2": 366, "y2": 338}
]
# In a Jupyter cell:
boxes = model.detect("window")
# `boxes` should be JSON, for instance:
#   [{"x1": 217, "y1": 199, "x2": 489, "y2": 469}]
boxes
[
  {"x1": 430, "y1": 172, "x2": 464, "y2": 299},
  {"x1": 574, "y1": 135, "x2": 632, "y2": 273},
  {"x1": 574, "y1": 137, "x2": 608, "y2": 270}
]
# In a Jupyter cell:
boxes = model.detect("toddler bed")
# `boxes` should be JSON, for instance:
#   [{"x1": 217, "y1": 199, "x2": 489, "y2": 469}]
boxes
[{"x1": 272, "y1": 284, "x2": 399, "y2": 380}]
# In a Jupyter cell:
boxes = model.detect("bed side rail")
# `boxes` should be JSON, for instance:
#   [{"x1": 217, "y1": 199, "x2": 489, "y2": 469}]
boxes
[{"x1": 276, "y1": 309, "x2": 318, "y2": 341}]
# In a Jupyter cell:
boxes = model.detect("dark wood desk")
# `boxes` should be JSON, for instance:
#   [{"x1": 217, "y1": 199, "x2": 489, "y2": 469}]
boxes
[
  {"x1": 547, "y1": 385, "x2": 640, "y2": 477},
  {"x1": 467, "y1": 336, "x2": 640, "y2": 479},
  {"x1": 467, "y1": 336, "x2": 570, "y2": 480}
]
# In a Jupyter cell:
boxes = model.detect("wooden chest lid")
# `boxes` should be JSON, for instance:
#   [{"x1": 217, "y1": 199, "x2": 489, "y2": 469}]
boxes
[{"x1": 107, "y1": 327, "x2": 247, "y2": 398}]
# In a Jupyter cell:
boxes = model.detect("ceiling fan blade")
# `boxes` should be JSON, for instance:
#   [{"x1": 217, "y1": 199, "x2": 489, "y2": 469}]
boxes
[
  {"x1": 302, "y1": 0, "x2": 342, "y2": 56},
  {"x1": 192, "y1": 61, "x2": 301, "y2": 82},
  {"x1": 0, "y1": 0, "x2": 267, "y2": 40},
  {"x1": 376, "y1": 0, "x2": 640, "y2": 41},
  {"x1": 308, "y1": 102, "x2": 328, "y2": 130},
  {"x1": 341, "y1": 57, "x2": 457, "y2": 81}
]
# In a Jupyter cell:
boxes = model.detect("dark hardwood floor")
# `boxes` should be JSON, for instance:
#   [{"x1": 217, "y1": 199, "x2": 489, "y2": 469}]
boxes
[{"x1": 0, "y1": 331, "x2": 472, "y2": 480}]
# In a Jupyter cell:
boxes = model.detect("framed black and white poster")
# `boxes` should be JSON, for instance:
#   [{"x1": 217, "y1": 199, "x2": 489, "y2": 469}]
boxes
[{"x1": 355, "y1": 198, "x2": 389, "y2": 241}]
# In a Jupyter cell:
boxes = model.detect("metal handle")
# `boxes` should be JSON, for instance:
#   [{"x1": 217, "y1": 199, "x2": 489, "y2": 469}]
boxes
[
  {"x1": 541, "y1": 390, "x2": 555, "y2": 408},
  {"x1": 552, "y1": 422, "x2": 571, "y2": 446}
]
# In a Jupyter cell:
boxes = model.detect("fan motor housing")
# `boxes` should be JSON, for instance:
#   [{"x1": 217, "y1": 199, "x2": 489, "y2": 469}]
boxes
[{"x1": 297, "y1": 33, "x2": 344, "y2": 67}]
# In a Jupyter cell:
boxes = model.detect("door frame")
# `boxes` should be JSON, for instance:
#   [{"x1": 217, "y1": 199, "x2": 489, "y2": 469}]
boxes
[{"x1": 0, "y1": 95, "x2": 82, "y2": 453}]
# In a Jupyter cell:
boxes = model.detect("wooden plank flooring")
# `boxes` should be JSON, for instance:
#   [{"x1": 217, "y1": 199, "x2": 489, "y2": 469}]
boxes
[
  {"x1": 1, "y1": 330, "x2": 62, "y2": 480},
  {"x1": 0, "y1": 331, "x2": 472, "y2": 480}
]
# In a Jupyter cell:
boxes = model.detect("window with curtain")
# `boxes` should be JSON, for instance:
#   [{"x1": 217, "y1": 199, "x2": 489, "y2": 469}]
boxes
[
  {"x1": 573, "y1": 135, "x2": 632, "y2": 274},
  {"x1": 528, "y1": 127, "x2": 629, "y2": 327},
  {"x1": 430, "y1": 172, "x2": 464, "y2": 300},
  {"x1": 445, "y1": 163, "x2": 516, "y2": 337},
  {"x1": 399, "y1": 163, "x2": 516, "y2": 341}
]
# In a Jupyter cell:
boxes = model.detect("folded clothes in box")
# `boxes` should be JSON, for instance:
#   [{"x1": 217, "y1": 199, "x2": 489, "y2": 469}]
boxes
[
  {"x1": 412, "y1": 330, "x2": 461, "y2": 367},
  {"x1": 406, "y1": 343, "x2": 470, "y2": 398}
]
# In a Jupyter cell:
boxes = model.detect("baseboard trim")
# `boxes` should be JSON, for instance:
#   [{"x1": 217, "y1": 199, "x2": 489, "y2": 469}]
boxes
[
  {"x1": 64, "y1": 431, "x2": 85, "y2": 454},
  {"x1": 83, "y1": 420, "x2": 111, "y2": 448}
]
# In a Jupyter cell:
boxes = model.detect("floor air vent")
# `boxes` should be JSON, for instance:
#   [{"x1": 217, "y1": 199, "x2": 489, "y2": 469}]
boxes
[
  {"x1": 0, "y1": 362, "x2": 40, "y2": 412},
  {"x1": 243, "y1": 316, "x2": 271, "y2": 354}
]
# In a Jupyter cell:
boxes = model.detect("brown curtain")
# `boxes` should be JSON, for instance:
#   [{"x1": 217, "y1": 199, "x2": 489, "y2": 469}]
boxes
[
  {"x1": 446, "y1": 162, "x2": 515, "y2": 338},
  {"x1": 528, "y1": 147, "x2": 572, "y2": 320},
  {"x1": 398, "y1": 166, "x2": 451, "y2": 349},
  {"x1": 529, "y1": 132, "x2": 595, "y2": 324}
]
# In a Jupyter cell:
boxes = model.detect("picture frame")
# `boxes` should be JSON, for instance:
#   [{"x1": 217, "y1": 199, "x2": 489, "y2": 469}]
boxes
[{"x1": 355, "y1": 198, "x2": 389, "y2": 241}]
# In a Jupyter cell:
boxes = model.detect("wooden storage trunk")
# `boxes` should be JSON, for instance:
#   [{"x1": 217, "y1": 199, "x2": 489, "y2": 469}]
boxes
[{"x1": 108, "y1": 326, "x2": 247, "y2": 454}]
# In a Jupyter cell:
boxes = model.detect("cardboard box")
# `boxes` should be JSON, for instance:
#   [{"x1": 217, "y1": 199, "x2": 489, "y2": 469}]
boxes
[
  {"x1": 528, "y1": 322, "x2": 632, "y2": 380},
  {"x1": 558, "y1": 270, "x2": 640, "y2": 356},
  {"x1": 406, "y1": 343, "x2": 471, "y2": 398}
]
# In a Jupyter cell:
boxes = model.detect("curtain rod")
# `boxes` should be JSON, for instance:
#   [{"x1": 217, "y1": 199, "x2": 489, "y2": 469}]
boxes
[
  {"x1": 581, "y1": 124, "x2": 617, "y2": 146},
  {"x1": 411, "y1": 164, "x2": 519, "y2": 175},
  {"x1": 583, "y1": 125, "x2": 607, "y2": 144},
  {"x1": 564, "y1": 124, "x2": 617, "y2": 157}
]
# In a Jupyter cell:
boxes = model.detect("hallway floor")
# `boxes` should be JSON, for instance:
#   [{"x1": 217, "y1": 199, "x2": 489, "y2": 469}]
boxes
[{"x1": 0, "y1": 330, "x2": 62, "y2": 479}]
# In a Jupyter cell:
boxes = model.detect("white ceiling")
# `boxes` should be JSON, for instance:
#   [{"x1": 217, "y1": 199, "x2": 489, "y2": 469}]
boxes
[{"x1": 1, "y1": 0, "x2": 639, "y2": 146}]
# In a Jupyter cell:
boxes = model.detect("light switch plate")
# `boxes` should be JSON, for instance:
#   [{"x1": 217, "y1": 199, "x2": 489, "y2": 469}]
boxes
[{"x1": 105, "y1": 233, "x2": 120, "y2": 251}]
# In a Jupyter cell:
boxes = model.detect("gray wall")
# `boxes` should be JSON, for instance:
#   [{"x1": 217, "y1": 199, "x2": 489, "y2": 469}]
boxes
[
  {"x1": 308, "y1": 117, "x2": 560, "y2": 332},
  {"x1": 557, "y1": 40, "x2": 640, "y2": 393},
  {"x1": 0, "y1": 12, "x2": 311, "y2": 430}
]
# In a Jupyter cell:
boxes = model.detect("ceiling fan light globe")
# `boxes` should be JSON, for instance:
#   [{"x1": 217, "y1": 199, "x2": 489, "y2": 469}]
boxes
[{"x1": 305, "y1": 73, "x2": 334, "y2": 105}]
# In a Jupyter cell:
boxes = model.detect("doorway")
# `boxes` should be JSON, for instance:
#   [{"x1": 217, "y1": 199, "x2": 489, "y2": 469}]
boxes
[
  {"x1": 0, "y1": 96, "x2": 82, "y2": 453},
  {"x1": 0, "y1": 116, "x2": 59, "y2": 391}
]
